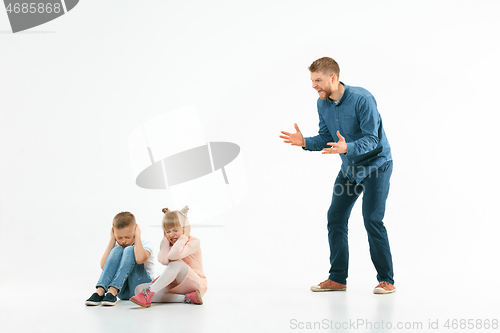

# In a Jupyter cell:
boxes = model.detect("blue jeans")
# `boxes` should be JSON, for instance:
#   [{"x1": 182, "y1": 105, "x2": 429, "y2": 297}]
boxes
[
  {"x1": 327, "y1": 160, "x2": 394, "y2": 285},
  {"x1": 96, "y1": 246, "x2": 152, "y2": 300}
]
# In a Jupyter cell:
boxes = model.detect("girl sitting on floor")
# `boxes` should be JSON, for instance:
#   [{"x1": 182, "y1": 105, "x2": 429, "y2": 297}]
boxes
[{"x1": 130, "y1": 206, "x2": 207, "y2": 307}]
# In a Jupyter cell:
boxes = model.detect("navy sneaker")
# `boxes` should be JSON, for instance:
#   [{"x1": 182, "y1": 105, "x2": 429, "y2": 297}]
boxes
[
  {"x1": 101, "y1": 293, "x2": 118, "y2": 306},
  {"x1": 85, "y1": 292, "x2": 105, "y2": 306}
]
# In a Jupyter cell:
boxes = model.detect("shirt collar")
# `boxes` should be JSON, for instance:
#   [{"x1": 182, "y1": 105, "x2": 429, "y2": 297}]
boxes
[
  {"x1": 328, "y1": 82, "x2": 347, "y2": 106},
  {"x1": 336, "y1": 82, "x2": 348, "y2": 106}
]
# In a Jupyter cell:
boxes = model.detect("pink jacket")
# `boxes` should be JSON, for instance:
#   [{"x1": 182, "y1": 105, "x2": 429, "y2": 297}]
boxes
[{"x1": 157, "y1": 234, "x2": 207, "y2": 285}]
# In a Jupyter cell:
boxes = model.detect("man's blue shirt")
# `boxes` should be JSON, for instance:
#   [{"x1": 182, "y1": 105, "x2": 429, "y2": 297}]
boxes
[{"x1": 304, "y1": 82, "x2": 392, "y2": 183}]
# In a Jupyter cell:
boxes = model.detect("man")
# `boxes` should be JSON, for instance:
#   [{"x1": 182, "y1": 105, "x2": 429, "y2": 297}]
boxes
[{"x1": 280, "y1": 57, "x2": 395, "y2": 294}]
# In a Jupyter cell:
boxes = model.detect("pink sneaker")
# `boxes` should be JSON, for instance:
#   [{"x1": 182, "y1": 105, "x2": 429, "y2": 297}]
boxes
[
  {"x1": 184, "y1": 290, "x2": 203, "y2": 305},
  {"x1": 130, "y1": 287, "x2": 155, "y2": 308}
]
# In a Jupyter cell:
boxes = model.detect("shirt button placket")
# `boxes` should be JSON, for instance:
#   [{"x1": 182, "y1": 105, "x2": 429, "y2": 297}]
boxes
[{"x1": 336, "y1": 109, "x2": 339, "y2": 132}]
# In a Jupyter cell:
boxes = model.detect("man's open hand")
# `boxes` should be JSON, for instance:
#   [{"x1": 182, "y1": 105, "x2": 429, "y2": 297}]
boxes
[
  {"x1": 280, "y1": 123, "x2": 305, "y2": 147},
  {"x1": 322, "y1": 131, "x2": 347, "y2": 154}
]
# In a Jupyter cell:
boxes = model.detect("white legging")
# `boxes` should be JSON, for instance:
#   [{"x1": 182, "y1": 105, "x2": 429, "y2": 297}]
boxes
[{"x1": 134, "y1": 260, "x2": 187, "y2": 303}]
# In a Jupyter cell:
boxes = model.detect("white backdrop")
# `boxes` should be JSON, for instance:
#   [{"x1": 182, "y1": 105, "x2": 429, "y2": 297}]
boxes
[{"x1": 1, "y1": 1, "x2": 499, "y2": 332}]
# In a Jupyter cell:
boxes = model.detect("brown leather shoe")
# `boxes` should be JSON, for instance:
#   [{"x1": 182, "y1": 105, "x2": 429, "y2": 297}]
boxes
[
  {"x1": 310, "y1": 279, "x2": 347, "y2": 292},
  {"x1": 373, "y1": 281, "x2": 396, "y2": 294}
]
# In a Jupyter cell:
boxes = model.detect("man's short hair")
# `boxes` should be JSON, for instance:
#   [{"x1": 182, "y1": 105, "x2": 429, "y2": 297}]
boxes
[{"x1": 309, "y1": 57, "x2": 340, "y2": 78}]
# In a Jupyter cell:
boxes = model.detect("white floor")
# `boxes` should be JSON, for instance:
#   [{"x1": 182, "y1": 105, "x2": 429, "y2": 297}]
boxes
[
  {"x1": 2, "y1": 202, "x2": 499, "y2": 333},
  {"x1": 3, "y1": 266, "x2": 498, "y2": 333}
]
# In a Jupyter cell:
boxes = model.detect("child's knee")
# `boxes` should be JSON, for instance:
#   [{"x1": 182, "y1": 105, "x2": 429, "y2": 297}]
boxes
[
  {"x1": 109, "y1": 246, "x2": 124, "y2": 256},
  {"x1": 168, "y1": 260, "x2": 185, "y2": 268},
  {"x1": 168, "y1": 260, "x2": 188, "y2": 276},
  {"x1": 123, "y1": 245, "x2": 135, "y2": 255}
]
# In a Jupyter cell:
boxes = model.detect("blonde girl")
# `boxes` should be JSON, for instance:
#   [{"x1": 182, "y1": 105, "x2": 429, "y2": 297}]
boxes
[{"x1": 130, "y1": 206, "x2": 207, "y2": 307}]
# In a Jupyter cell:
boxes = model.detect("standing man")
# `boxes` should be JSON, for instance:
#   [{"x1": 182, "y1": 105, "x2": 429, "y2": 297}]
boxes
[{"x1": 280, "y1": 57, "x2": 395, "y2": 294}]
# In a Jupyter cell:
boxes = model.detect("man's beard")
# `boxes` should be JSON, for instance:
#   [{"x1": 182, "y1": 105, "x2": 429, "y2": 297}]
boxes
[{"x1": 317, "y1": 87, "x2": 331, "y2": 100}]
